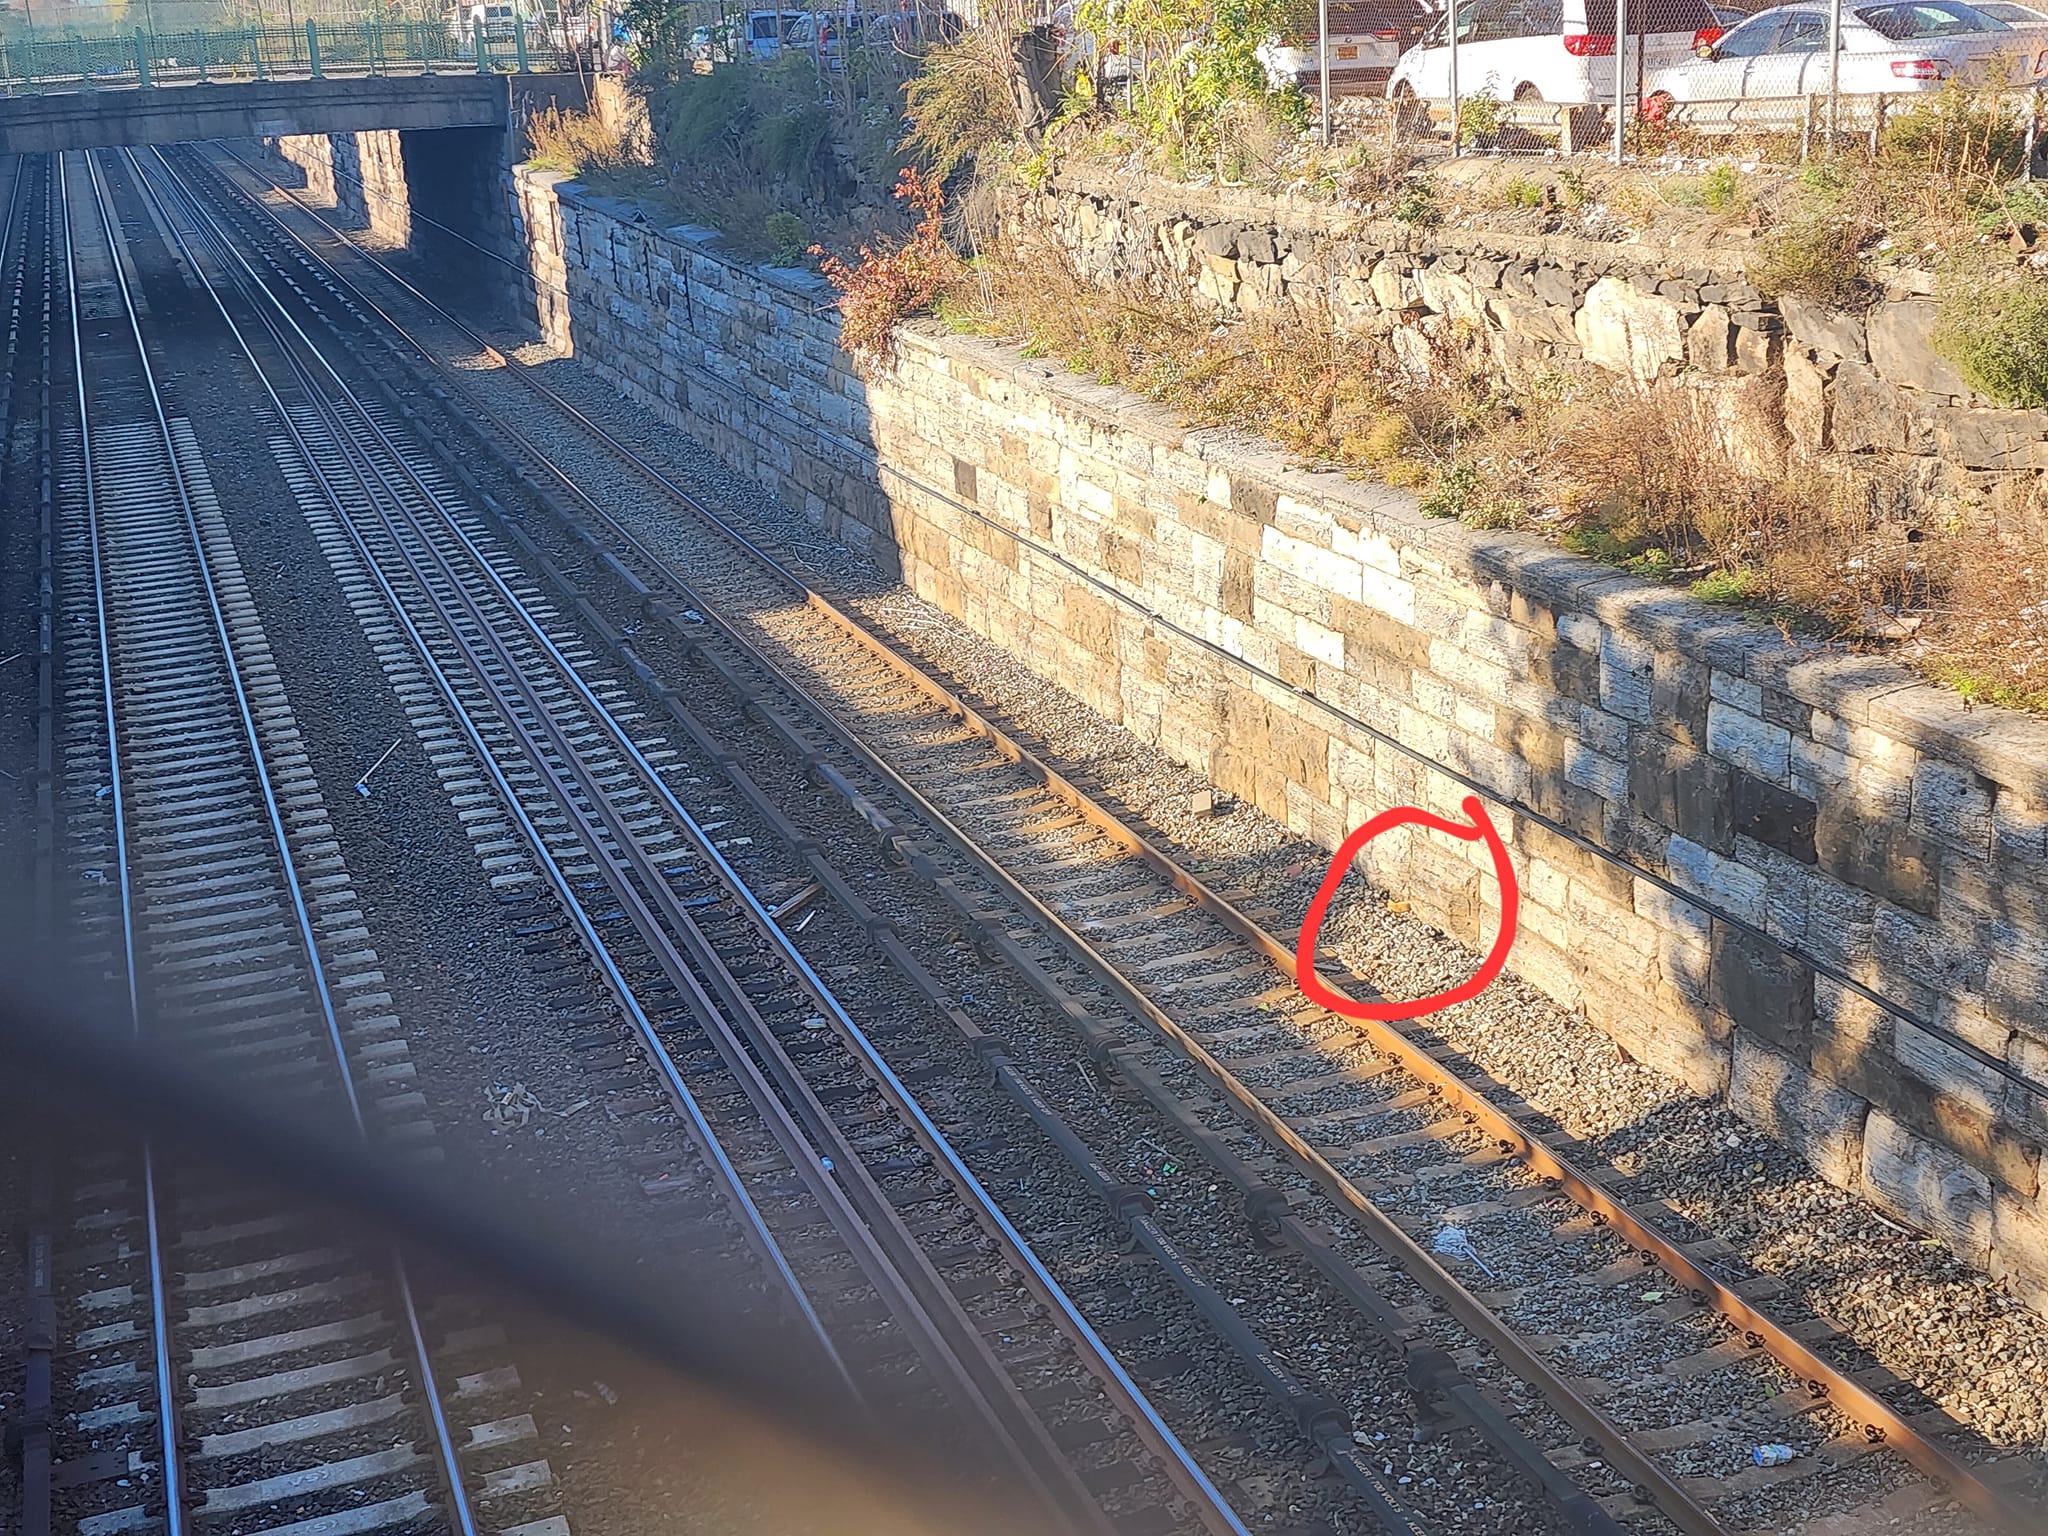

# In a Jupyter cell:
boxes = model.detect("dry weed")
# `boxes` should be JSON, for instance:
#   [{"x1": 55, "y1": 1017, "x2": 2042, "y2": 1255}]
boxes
[
  {"x1": 1923, "y1": 534, "x2": 2048, "y2": 711},
  {"x1": 525, "y1": 105, "x2": 644, "y2": 177},
  {"x1": 949, "y1": 226, "x2": 2045, "y2": 710}
]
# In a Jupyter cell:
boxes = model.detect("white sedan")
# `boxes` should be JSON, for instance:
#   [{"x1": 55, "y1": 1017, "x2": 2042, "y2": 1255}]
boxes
[{"x1": 1642, "y1": 0, "x2": 2047, "y2": 102}]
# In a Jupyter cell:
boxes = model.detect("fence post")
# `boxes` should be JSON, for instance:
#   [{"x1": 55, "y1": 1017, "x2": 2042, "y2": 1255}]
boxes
[
  {"x1": 306, "y1": 19, "x2": 321, "y2": 78},
  {"x1": 514, "y1": 17, "x2": 529, "y2": 72},
  {"x1": 134, "y1": 28, "x2": 150, "y2": 87},
  {"x1": 1612, "y1": 0, "x2": 1629, "y2": 162},
  {"x1": 2026, "y1": 85, "x2": 2040, "y2": 182},
  {"x1": 475, "y1": 25, "x2": 489, "y2": 72},
  {"x1": 253, "y1": 24, "x2": 267, "y2": 80},
  {"x1": 1447, "y1": 11, "x2": 1461, "y2": 155},
  {"x1": 197, "y1": 29, "x2": 209, "y2": 81},
  {"x1": 1318, "y1": 0, "x2": 1329, "y2": 147}
]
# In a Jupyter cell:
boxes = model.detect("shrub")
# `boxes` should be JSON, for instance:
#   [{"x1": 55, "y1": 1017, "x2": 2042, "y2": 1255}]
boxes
[
  {"x1": 813, "y1": 169, "x2": 965, "y2": 373},
  {"x1": 903, "y1": 27, "x2": 1026, "y2": 182},
  {"x1": 1456, "y1": 93, "x2": 1504, "y2": 146},
  {"x1": 1972, "y1": 182, "x2": 2048, "y2": 240},
  {"x1": 658, "y1": 55, "x2": 837, "y2": 191},
  {"x1": 1391, "y1": 177, "x2": 1440, "y2": 227},
  {"x1": 1691, "y1": 566, "x2": 1768, "y2": 602},
  {"x1": 1751, "y1": 206, "x2": 1875, "y2": 309},
  {"x1": 1933, "y1": 274, "x2": 2048, "y2": 407},
  {"x1": 1074, "y1": 0, "x2": 1308, "y2": 166},
  {"x1": 1882, "y1": 81, "x2": 2032, "y2": 180},
  {"x1": 1701, "y1": 164, "x2": 1742, "y2": 213},
  {"x1": 525, "y1": 105, "x2": 641, "y2": 176},
  {"x1": 765, "y1": 211, "x2": 809, "y2": 265}
]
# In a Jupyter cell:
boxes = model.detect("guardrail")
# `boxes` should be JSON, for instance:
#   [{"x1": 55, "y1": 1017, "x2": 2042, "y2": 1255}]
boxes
[
  {"x1": 1361, "y1": 81, "x2": 2044, "y2": 163},
  {"x1": 0, "y1": 21, "x2": 570, "y2": 95}
]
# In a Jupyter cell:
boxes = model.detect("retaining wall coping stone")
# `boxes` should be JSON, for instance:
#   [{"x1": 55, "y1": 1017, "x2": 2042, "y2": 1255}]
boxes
[{"x1": 1049, "y1": 165, "x2": 1760, "y2": 287}]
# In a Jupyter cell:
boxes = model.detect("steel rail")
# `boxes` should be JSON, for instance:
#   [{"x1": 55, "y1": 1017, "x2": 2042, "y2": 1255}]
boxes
[
  {"x1": 139, "y1": 144, "x2": 1137, "y2": 1536},
  {"x1": 122, "y1": 141, "x2": 871, "y2": 1422},
  {"x1": 190, "y1": 149, "x2": 2044, "y2": 1536},
  {"x1": 212, "y1": 194, "x2": 1683, "y2": 1534},
  {"x1": 76, "y1": 146, "x2": 480, "y2": 1536},
  {"x1": 57, "y1": 149, "x2": 189, "y2": 1536},
  {"x1": 4, "y1": 148, "x2": 57, "y2": 1536},
  {"x1": 152, "y1": 154, "x2": 1128, "y2": 1536},
  {"x1": 181, "y1": 143, "x2": 1641, "y2": 1536},
  {"x1": 206, "y1": 139, "x2": 2047, "y2": 1117},
  {"x1": 180, "y1": 154, "x2": 1630, "y2": 1535}
]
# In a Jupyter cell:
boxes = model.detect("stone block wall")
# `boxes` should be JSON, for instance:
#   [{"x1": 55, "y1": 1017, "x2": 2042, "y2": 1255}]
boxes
[
  {"x1": 272, "y1": 129, "x2": 408, "y2": 246},
  {"x1": 1033, "y1": 170, "x2": 2045, "y2": 539},
  {"x1": 512, "y1": 167, "x2": 2048, "y2": 1311}
]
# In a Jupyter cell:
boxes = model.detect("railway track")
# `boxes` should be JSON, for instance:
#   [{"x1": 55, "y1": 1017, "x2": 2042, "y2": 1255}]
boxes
[
  {"x1": 30, "y1": 147, "x2": 558, "y2": 1536},
  {"x1": 0, "y1": 146, "x2": 60, "y2": 1536},
  {"x1": 186, "y1": 137, "x2": 2048, "y2": 1536},
  {"x1": 112, "y1": 142, "x2": 1258, "y2": 1536}
]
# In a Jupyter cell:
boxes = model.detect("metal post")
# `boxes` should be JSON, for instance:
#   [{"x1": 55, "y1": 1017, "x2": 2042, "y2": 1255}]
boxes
[
  {"x1": 134, "y1": 28, "x2": 150, "y2": 86},
  {"x1": 1447, "y1": 1, "x2": 1460, "y2": 154},
  {"x1": 1318, "y1": 0, "x2": 1330, "y2": 146},
  {"x1": 476, "y1": 22, "x2": 489, "y2": 70},
  {"x1": 306, "y1": 18, "x2": 320, "y2": 76},
  {"x1": 2024, "y1": 85, "x2": 2039, "y2": 181},
  {"x1": 1608, "y1": 3, "x2": 1625, "y2": 155},
  {"x1": 1825, "y1": 0, "x2": 1842, "y2": 145},
  {"x1": 514, "y1": 15, "x2": 529, "y2": 70}
]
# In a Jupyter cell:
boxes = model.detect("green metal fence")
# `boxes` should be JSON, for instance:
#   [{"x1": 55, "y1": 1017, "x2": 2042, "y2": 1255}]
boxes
[{"x1": 0, "y1": 19, "x2": 569, "y2": 94}]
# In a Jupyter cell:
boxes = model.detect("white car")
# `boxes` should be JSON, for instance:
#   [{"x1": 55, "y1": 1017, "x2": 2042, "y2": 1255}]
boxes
[
  {"x1": 1642, "y1": 0, "x2": 2047, "y2": 103},
  {"x1": 1974, "y1": 0, "x2": 2048, "y2": 23},
  {"x1": 1259, "y1": 1, "x2": 1431, "y2": 93},
  {"x1": 1386, "y1": 0, "x2": 1728, "y2": 103}
]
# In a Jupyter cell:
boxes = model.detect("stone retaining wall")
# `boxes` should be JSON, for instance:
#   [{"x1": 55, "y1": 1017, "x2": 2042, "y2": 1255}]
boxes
[
  {"x1": 273, "y1": 129, "x2": 409, "y2": 247},
  {"x1": 1032, "y1": 169, "x2": 2045, "y2": 539},
  {"x1": 512, "y1": 166, "x2": 2048, "y2": 1311}
]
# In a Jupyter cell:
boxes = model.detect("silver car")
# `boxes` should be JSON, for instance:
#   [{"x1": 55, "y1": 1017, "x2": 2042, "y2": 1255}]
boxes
[{"x1": 1643, "y1": 0, "x2": 2047, "y2": 103}]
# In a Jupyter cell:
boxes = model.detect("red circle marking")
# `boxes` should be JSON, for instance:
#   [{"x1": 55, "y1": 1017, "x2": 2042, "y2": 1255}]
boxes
[{"x1": 1295, "y1": 795, "x2": 1520, "y2": 1022}]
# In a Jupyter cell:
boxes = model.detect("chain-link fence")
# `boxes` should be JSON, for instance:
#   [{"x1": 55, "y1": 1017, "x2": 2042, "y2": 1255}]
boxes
[
  {"x1": 1364, "y1": 0, "x2": 2047, "y2": 161},
  {"x1": 1046, "y1": 0, "x2": 2045, "y2": 166}
]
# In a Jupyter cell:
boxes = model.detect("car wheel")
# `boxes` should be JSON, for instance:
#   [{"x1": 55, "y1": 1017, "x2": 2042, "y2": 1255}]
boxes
[
  {"x1": 1513, "y1": 82, "x2": 1542, "y2": 100},
  {"x1": 1392, "y1": 80, "x2": 1415, "y2": 100}
]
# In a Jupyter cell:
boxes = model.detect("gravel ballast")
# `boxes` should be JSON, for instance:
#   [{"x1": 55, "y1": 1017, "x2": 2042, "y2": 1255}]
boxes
[{"x1": 198, "y1": 146, "x2": 2048, "y2": 1534}]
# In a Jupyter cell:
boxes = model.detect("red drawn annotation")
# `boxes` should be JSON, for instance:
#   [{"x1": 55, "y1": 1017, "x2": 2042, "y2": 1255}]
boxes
[{"x1": 1295, "y1": 795, "x2": 1519, "y2": 1023}]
